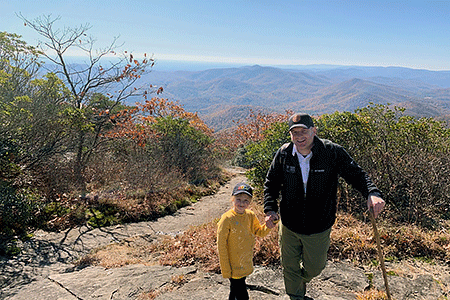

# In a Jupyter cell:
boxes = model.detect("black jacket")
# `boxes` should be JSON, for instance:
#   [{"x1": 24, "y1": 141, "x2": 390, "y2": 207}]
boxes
[{"x1": 264, "y1": 136, "x2": 382, "y2": 235}]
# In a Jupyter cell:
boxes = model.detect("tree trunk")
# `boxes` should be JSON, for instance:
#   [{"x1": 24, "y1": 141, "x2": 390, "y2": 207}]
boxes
[{"x1": 74, "y1": 130, "x2": 87, "y2": 195}]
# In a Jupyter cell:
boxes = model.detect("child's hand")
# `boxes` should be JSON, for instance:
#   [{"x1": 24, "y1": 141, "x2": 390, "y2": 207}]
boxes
[
  {"x1": 265, "y1": 218, "x2": 275, "y2": 229},
  {"x1": 265, "y1": 211, "x2": 279, "y2": 229}
]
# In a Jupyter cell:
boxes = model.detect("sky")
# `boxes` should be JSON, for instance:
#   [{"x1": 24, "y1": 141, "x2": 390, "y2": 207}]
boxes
[{"x1": 2, "y1": 0, "x2": 450, "y2": 71}]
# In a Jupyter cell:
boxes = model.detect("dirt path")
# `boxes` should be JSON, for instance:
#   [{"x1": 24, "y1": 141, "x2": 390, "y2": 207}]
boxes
[
  {"x1": 0, "y1": 167, "x2": 247, "y2": 298},
  {"x1": 145, "y1": 167, "x2": 247, "y2": 236}
]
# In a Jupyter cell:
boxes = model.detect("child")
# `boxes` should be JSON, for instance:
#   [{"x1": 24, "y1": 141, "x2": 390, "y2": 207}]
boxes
[{"x1": 217, "y1": 182, "x2": 276, "y2": 300}]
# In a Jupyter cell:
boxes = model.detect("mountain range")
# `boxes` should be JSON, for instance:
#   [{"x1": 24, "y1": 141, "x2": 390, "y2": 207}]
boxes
[{"x1": 138, "y1": 65, "x2": 450, "y2": 131}]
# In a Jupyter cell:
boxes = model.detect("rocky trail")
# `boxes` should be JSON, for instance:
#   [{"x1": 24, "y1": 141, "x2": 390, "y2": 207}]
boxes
[{"x1": 1, "y1": 168, "x2": 449, "y2": 300}]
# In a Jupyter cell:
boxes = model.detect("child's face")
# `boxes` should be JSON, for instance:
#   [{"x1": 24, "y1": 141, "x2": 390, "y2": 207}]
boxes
[{"x1": 233, "y1": 193, "x2": 251, "y2": 214}]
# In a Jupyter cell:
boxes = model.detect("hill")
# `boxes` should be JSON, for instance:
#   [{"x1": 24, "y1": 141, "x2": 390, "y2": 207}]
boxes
[
  {"x1": 140, "y1": 65, "x2": 450, "y2": 131},
  {"x1": 288, "y1": 78, "x2": 443, "y2": 117}
]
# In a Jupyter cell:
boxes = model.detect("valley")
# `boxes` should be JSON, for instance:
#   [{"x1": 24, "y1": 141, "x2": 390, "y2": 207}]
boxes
[{"x1": 140, "y1": 64, "x2": 450, "y2": 131}]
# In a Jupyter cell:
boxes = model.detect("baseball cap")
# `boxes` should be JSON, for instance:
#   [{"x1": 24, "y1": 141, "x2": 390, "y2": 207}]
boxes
[
  {"x1": 288, "y1": 113, "x2": 315, "y2": 131},
  {"x1": 232, "y1": 182, "x2": 253, "y2": 197}
]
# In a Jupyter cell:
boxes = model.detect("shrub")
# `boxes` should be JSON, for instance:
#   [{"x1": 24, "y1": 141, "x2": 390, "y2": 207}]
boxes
[
  {"x1": 239, "y1": 104, "x2": 450, "y2": 226},
  {"x1": 0, "y1": 185, "x2": 39, "y2": 237},
  {"x1": 244, "y1": 121, "x2": 290, "y2": 187},
  {"x1": 151, "y1": 116, "x2": 215, "y2": 183},
  {"x1": 317, "y1": 104, "x2": 450, "y2": 225}
]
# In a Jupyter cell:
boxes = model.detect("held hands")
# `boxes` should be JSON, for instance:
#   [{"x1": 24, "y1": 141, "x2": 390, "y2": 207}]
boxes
[
  {"x1": 265, "y1": 211, "x2": 280, "y2": 229},
  {"x1": 367, "y1": 195, "x2": 385, "y2": 218}
]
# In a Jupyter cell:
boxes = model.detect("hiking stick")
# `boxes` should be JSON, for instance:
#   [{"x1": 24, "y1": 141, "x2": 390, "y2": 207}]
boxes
[{"x1": 369, "y1": 208, "x2": 392, "y2": 300}]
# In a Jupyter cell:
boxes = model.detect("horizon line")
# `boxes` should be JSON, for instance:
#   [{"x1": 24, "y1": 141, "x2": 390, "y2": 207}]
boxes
[{"x1": 60, "y1": 56, "x2": 450, "y2": 73}]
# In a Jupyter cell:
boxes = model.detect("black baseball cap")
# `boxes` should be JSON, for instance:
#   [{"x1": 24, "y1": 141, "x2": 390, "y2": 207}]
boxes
[
  {"x1": 288, "y1": 113, "x2": 315, "y2": 131},
  {"x1": 232, "y1": 182, "x2": 253, "y2": 197}
]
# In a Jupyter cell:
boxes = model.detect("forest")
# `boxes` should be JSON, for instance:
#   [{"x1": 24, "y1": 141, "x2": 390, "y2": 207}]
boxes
[{"x1": 1, "y1": 15, "x2": 450, "y2": 279}]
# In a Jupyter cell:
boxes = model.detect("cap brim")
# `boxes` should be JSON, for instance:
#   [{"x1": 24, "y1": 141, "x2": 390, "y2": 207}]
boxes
[
  {"x1": 289, "y1": 124, "x2": 308, "y2": 131},
  {"x1": 232, "y1": 191, "x2": 252, "y2": 197}
]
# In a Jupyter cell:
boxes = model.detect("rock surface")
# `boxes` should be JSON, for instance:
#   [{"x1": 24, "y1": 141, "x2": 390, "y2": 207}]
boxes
[{"x1": 1, "y1": 168, "x2": 449, "y2": 299}]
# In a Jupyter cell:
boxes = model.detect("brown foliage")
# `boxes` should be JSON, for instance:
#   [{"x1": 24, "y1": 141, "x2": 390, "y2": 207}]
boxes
[
  {"x1": 330, "y1": 213, "x2": 450, "y2": 263},
  {"x1": 231, "y1": 109, "x2": 292, "y2": 146},
  {"x1": 155, "y1": 221, "x2": 220, "y2": 272},
  {"x1": 107, "y1": 97, "x2": 213, "y2": 147}
]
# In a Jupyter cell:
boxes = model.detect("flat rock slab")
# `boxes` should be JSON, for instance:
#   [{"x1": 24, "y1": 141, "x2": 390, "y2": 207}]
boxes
[
  {"x1": 8, "y1": 264, "x2": 196, "y2": 300},
  {"x1": 4, "y1": 260, "x2": 448, "y2": 300}
]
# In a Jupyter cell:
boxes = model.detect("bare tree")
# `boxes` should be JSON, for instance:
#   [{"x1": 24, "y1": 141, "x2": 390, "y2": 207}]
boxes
[{"x1": 19, "y1": 14, "x2": 155, "y2": 193}]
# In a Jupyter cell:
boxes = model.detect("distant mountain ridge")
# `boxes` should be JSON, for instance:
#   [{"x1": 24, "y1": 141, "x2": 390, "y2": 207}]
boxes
[{"x1": 139, "y1": 65, "x2": 450, "y2": 131}]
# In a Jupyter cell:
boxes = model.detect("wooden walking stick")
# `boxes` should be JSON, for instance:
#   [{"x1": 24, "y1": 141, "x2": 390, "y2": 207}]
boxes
[{"x1": 369, "y1": 208, "x2": 392, "y2": 300}]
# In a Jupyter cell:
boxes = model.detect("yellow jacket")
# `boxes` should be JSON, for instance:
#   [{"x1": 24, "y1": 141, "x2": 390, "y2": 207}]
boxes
[{"x1": 217, "y1": 209, "x2": 271, "y2": 279}]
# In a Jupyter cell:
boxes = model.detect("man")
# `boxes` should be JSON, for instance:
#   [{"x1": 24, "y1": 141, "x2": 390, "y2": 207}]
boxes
[{"x1": 264, "y1": 113, "x2": 385, "y2": 300}]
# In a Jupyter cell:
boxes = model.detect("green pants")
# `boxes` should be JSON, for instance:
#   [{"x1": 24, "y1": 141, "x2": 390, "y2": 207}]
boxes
[{"x1": 279, "y1": 224, "x2": 331, "y2": 299}]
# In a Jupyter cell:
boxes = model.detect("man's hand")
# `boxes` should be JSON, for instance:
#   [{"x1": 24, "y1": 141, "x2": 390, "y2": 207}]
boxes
[
  {"x1": 265, "y1": 211, "x2": 279, "y2": 229},
  {"x1": 367, "y1": 195, "x2": 385, "y2": 218}
]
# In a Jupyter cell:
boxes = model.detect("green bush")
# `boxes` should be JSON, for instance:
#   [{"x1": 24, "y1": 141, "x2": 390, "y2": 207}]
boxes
[
  {"x1": 242, "y1": 104, "x2": 450, "y2": 226},
  {"x1": 86, "y1": 206, "x2": 119, "y2": 228},
  {"x1": 43, "y1": 201, "x2": 71, "y2": 217},
  {"x1": 244, "y1": 121, "x2": 290, "y2": 187},
  {"x1": 0, "y1": 185, "x2": 38, "y2": 236},
  {"x1": 150, "y1": 116, "x2": 215, "y2": 183},
  {"x1": 317, "y1": 104, "x2": 450, "y2": 225},
  {"x1": 231, "y1": 146, "x2": 251, "y2": 169}
]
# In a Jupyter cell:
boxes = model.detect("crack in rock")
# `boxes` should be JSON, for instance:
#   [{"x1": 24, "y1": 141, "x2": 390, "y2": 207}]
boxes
[{"x1": 48, "y1": 276, "x2": 84, "y2": 300}]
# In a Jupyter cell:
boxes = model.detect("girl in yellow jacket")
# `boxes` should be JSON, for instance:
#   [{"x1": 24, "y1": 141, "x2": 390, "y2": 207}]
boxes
[{"x1": 217, "y1": 182, "x2": 276, "y2": 300}]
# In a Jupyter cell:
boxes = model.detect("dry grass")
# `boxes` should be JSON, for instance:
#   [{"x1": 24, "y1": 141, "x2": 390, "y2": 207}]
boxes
[
  {"x1": 147, "y1": 210, "x2": 450, "y2": 275},
  {"x1": 355, "y1": 289, "x2": 389, "y2": 300},
  {"x1": 330, "y1": 213, "x2": 377, "y2": 262},
  {"x1": 78, "y1": 208, "x2": 450, "y2": 274},
  {"x1": 152, "y1": 221, "x2": 221, "y2": 272},
  {"x1": 136, "y1": 275, "x2": 189, "y2": 300},
  {"x1": 46, "y1": 169, "x2": 232, "y2": 233},
  {"x1": 331, "y1": 213, "x2": 450, "y2": 264},
  {"x1": 252, "y1": 201, "x2": 281, "y2": 266}
]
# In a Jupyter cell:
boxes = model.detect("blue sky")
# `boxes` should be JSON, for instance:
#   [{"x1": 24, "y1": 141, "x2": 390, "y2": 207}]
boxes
[{"x1": 2, "y1": 0, "x2": 450, "y2": 71}]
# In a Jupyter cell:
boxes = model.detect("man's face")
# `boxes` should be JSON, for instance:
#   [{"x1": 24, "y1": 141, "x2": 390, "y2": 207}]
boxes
[{"x1": 289, "y1": 127, "x2": 316, "y2": 155}]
